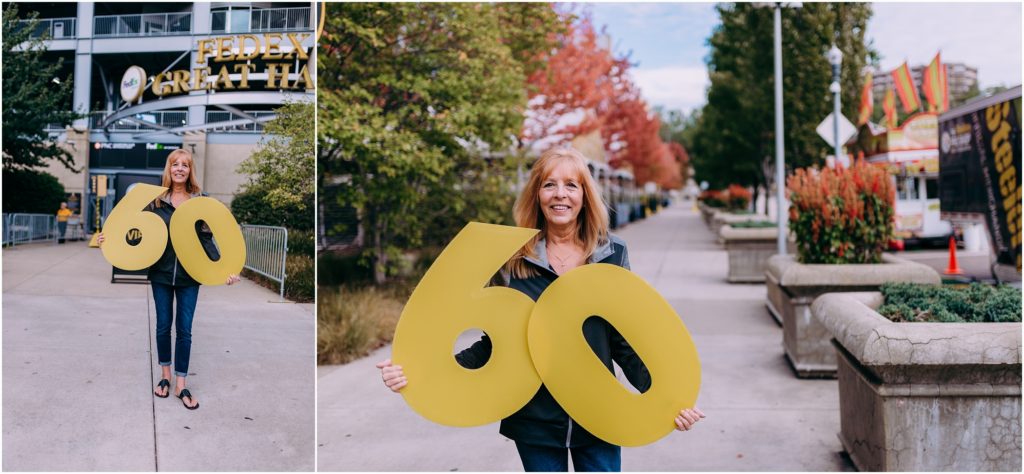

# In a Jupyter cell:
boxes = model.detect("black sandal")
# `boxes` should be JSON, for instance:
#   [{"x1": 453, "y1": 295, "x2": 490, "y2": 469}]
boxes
[
  {"x1": 155, "y1": 379, "x2": 170, "y2": 398},
  {"x1": 177, "y1": 388, "x2": 199, "y2": 410}
]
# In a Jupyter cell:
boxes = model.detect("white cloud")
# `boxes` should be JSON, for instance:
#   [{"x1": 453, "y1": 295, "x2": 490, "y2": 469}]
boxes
[
  {"x1": 868, "y1": 3, "x2": 1022, "y2": 88},
  {"x1": 630, "y1": 66, "x2": 710, "y2": 114}
]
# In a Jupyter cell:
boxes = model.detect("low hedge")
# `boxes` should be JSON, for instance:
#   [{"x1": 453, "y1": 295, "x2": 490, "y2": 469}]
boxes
[{"x1": 879, "y1": 282, "x2": 1022, "y2": 323}]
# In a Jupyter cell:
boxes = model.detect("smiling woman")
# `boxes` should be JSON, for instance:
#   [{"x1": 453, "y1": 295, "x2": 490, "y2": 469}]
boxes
[{"x1": 377, "y1": 146, "x2": 705, "y2": 472}]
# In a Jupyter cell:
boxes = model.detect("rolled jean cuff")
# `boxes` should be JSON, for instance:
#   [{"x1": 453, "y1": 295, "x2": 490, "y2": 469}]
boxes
[
  {"x1": 159, "y1": 361, "x2": 172, "y2": 366},
  {"x1": 174, "y1": 371, "x2": 188, "y2": 377}
]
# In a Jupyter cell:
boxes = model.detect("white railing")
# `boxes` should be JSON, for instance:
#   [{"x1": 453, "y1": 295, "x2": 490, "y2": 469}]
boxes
[
  {"x1": 18, "y1": 17, "x2": 77, "y2": 39},
  {"x1": 205, "y1": 110, "x2": 276, "y2": 133},
  {"x1": 94, "y1": 12, "x2": 191, "y2": 37},
  {"x1": 3, "y1": 213, "x2": 58, "y2": 247},
  {"x1": 210, "y1": 7, "x2": 310, "y2": 33},
  {"x1": 241, "y1": 224, "x2": 288, "y2": 300},
  {"x1": 91, "y1": 111, "x2": 188, "y2": 131}
]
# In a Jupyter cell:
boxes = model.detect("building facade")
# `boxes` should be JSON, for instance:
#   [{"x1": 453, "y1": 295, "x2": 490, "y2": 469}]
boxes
[{"x1": 18, "y1": 1, "x2": 316, "y2": 232}]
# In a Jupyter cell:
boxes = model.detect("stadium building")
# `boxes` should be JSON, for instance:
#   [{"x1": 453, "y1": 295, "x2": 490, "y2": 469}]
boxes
[{"x1": 17, "y1": 1, "x2": 316, "y2": 232}]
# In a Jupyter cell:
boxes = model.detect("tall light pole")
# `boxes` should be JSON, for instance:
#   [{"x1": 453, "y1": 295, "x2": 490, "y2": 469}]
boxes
[
  {"x1": 828, "y1": 44, "x2": 844, "y2": 167},
  {"x1": 773, "y1": 3, "x2": 786, "y2": 255}
]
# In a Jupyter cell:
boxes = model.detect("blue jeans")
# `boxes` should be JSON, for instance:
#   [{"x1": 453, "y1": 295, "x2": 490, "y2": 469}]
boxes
[
  {"x1": 151, "y1": 282, "x2": 200, "y2": 377},
  {"x1": 515, "y1": 441, "x2": 621, "y2": 472}
]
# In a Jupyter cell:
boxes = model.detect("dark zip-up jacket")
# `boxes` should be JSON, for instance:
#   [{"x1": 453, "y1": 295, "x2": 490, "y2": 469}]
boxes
[
  {"x1": 145, "y1": 193, "x2": 220, "y2": 287},
  {"x1": 455, "y1": 234, "x2": 651, "y2": 448}
]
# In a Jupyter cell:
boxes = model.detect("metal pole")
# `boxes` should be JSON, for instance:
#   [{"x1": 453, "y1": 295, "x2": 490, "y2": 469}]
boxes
[
  {"x1": 832, "y1": 62, "x2": 842, "y2": 167},
  {"x1": 833, "y1": 84, "x2": 841, "y2": 164},
  {"x1": 774, "y1": 4, "x2": 786, "y2": 255}
]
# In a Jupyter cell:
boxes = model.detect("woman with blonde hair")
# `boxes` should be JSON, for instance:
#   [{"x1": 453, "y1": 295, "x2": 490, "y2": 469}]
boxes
[
  {"x1": 378, "y1": 147, "x2": 703, "y2": 471},
  {"x1": 99, "y1": 148, "x2": 240, "y2": 410}
]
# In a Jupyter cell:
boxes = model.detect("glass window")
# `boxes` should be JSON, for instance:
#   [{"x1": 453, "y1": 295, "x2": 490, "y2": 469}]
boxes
[
  {"x1": 898, "y1": 177, "x2": 918, "y2": 200},
  {"x1": 230, "y1": 8, "x2": 250, "y2": 33}
]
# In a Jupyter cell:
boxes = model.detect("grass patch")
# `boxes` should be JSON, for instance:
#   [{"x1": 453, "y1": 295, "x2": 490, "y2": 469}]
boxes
[
  {"x1": 879, "y1": 282, "x2": 1022, "y2": 323},
  {"x1": 318, "y1": 283, "x2": 413, "y2": 365}
]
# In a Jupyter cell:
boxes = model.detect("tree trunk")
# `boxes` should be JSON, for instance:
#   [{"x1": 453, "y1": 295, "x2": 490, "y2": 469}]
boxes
[{"x1": 373, "y1": 213, "x2": 388, "y2": 285}]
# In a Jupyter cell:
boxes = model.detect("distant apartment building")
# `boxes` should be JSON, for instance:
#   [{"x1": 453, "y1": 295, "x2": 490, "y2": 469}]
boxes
[
  {"x1": 13, "y1": 1, "x2": 316, "y2": 232},
  {"x1": 872, "y1": 62, "x2": 978, "y2": 104}
]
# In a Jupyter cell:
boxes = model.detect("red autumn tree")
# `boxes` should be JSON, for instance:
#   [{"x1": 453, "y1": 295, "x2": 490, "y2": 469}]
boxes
[{"x1": 522, "y1": 12, "x2": 616, "y2": 149}]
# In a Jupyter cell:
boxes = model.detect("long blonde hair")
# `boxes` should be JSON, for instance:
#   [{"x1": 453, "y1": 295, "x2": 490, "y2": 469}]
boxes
[
  {"x1": 156, "y1": 149, "x2": 201, "y2": 207},
  {"x1": 507, "y1": 147, "x2": 609, "y2": 279}
]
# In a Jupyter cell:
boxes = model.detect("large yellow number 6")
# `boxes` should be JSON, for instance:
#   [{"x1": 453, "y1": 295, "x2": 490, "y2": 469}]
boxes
[
  {"x1": 100, "y1": 183, "x2": 168, "y2": 270},
  {"x1": 392, "y1": 222, "x2": 542, "y2": 426}
]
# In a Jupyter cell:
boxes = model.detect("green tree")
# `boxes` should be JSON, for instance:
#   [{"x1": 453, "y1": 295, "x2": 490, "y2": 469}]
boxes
[
  {"x1": 1, "y1": 168, "x2": 65, "y2": 213},
  {"x1": 689, "y1": 3, "x2": 874, "y2": 193},
  {"x1": 318, "y1": 2, "x2": 559, "y2": 283},
  {"x1": 2, "y1": 3, "x2": 79, "y2": 171},
  {"x1": 237, "y1": 100, "x2": 315, "y2": 216}
]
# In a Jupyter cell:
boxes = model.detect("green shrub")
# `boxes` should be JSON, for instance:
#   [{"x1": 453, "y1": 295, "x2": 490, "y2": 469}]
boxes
[
  {"x1": 318, "y1": 252, "x2": 373, "y2": 286},
  {"x1": 231, "y1": 188, "x2": 313, "y2": 230},
  {"x1": 787, "y1": 160, "x2": 895, "y2": 264},
  {"x1": 731, "y1": 220, "x2": 776, "y2": 228},
  {"x1": 318, "y1": 285, "x2": 407, "y2": 365},
  {"x1": 879, "y1": 282, "x2": 1022, "y2": 323},
  {"x1": 287, "y1": 228, "x2": 315, "y2": 258},
  {"x1": 242, "y1": 254, "x2": 313, "y2": 303},
  {"x1": 2, "y1": 168, "x2": 66, "y2": 213}
]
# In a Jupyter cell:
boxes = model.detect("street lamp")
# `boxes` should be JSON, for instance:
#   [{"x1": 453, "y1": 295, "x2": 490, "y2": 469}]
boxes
[
  {"x1": 828, "y1": 44, "x2": 843, "y2": 167},
  {"x1": 754, "y1": 2, "x2": 800, "y2": 254}
]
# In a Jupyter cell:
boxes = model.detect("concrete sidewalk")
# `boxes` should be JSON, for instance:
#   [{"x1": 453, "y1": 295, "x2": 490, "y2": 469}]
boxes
[
  {"x1": 317, "y1": 204, "x2": 854, "y2": 471},
  {"x1": 2, "y1": 241, "x2": 315, "y2": 471}
]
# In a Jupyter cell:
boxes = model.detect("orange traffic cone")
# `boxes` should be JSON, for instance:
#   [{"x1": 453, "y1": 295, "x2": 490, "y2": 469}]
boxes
[{"x1": 944, "y1": 236, "x2": 963, "y2": 275}]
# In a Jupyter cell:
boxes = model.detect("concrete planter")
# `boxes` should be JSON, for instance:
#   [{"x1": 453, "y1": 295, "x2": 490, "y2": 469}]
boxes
[
  {"x1": 764, "y1": 254, "x2": 940, "y2": 378},
  {"x1": 697, "y1": 202, "x2": 722, "y2": 226},
  {"x1": 813, "y1": 292, "x2": 1022, "y2": 472},
  {"x1": 720, "y1": 225, "x2": 777, "y2": 283},
  {"x1": 710, "y1": 212, "x2": 768, "y2": 239}
]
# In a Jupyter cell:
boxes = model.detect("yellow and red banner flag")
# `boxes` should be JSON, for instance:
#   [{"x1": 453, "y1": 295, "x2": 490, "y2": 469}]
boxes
[
  {"x1": 891, "y1": 62, "x2": 921, "y2": 113},
  {"x1": 883, "y1": 88, "x2": 897, "y2": 128},
  {"x1": 857, "y1": 73, "x2": 873, "y2": 125},
  {"x1": 922, "y1": 52, "x2": 949, "y2": 112}
]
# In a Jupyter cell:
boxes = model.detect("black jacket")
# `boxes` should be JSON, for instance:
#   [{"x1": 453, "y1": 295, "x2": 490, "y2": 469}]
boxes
[
  {"x1": 145, "y1": 194, "x2": 220, "y2": 287},
  {"x1": 455, "y1": 234, "x2": 651, "y2": 448}
]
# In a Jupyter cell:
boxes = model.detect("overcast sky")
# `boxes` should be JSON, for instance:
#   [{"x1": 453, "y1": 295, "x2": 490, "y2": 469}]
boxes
[{"x1": 587, "y1": 1, "x2": 1023, "y2": 114}]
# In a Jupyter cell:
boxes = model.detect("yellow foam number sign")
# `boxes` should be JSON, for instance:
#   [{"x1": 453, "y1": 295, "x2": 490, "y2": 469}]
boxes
[
  {"x1": 392, "y1": 222, "x2": 542, "y2": 426},
  {"x1": 529, "y1": 264, "x2": 701, "y2": 447},
  {"x1": 100, "y1": 183, "x2": 169, "y2": 270},
  {"x1": 100, "y1": 184, "x2": 245, "y2": 285},
  {"x1": 392, "y1": 222, "x2": 702, "y2": 446},
  {"x1": 169, "y1": 197, "x2": 247, "y2": 286}
]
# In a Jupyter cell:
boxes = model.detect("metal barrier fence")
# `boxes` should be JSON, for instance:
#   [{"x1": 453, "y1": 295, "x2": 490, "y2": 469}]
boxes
[
  {"x1": 241, "y1": 224, "x2": 288, "y2": 300},
  {"x1": 94, "y1": 12, "x2": 191, "y2": 37},
  {"x1": 3, "y1": 213, "x2": 57, "y2": 247}
]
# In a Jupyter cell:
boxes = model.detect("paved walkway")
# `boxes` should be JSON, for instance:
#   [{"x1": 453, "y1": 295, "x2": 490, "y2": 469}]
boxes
[
  {"x1": 317, "y1": 204, "x2": 855, "y2": 471},
  {"x1": 2, "y1": 241, "x2": 315, "y2": 471}
]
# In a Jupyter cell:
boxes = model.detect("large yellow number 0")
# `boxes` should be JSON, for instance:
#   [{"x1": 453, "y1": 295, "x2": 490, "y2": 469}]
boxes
[
  {"x1": 100, "y1": 183, "x2": 168, "y2": 270},
  {"x1": 392, "y1": 222, "x2": 542, "y2": 426},
  {"x1": 169, "y1": 197, "x2": 247, "y2": 285},
  {"x1": 100, "y1": 184, "x2": 245, "y2": 286},
  {"x1": 392, "y1": 223, "x2": 702, "y2": 446},
  {"x1": 529, "y1": 264, "x2": 701, "y2": 447}
]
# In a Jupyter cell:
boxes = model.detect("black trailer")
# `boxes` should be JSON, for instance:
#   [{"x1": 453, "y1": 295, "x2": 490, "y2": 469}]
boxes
[{"x1": 938, "y1": 86, "x2": 1022, "y2": 282}]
